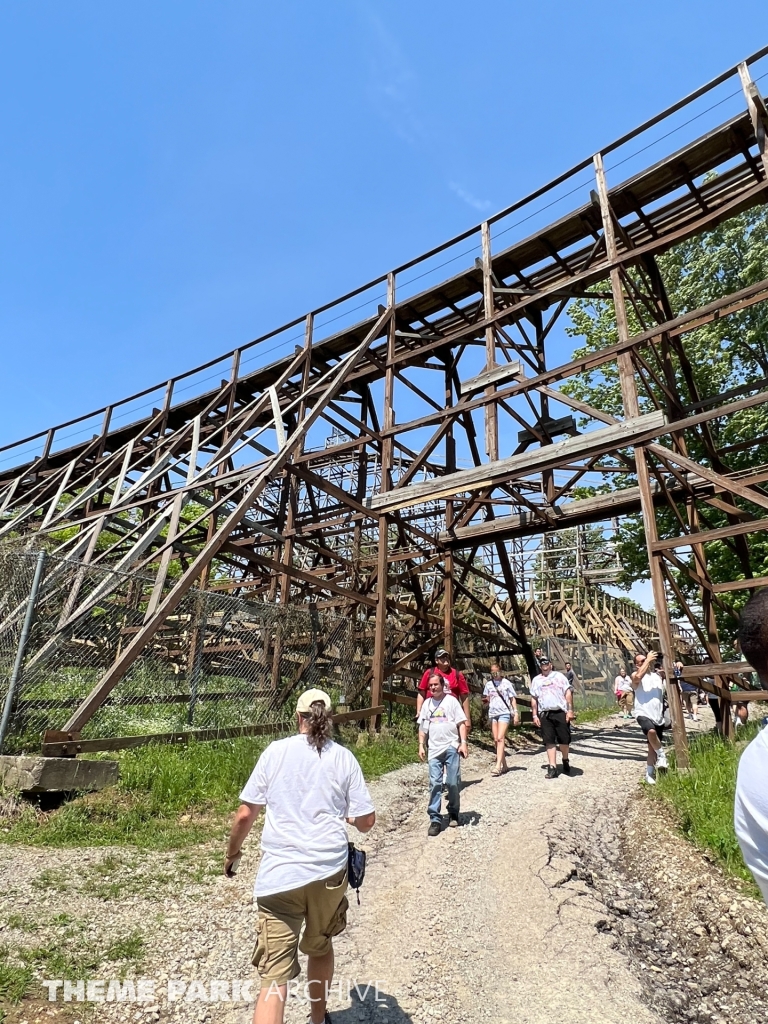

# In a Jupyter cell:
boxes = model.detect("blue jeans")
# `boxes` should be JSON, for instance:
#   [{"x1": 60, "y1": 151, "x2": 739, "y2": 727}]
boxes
[{"x1": 428, "y1": 746, "x2": 460, "y2": 822}]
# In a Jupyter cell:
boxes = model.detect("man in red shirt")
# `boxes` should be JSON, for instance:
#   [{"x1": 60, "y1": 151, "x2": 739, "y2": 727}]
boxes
[{"x1": 416, "y1": 648, "x2": 471, "y2": 731}]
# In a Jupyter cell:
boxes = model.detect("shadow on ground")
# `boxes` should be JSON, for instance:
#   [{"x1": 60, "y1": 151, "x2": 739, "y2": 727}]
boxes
[{"x1": 331, "y1": 986, "x2": 413, "y2": 1022}]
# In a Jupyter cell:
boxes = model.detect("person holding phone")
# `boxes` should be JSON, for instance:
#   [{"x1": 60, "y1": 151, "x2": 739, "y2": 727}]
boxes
[
  {"x1": 631, "y1": 650, "x2": 668, "y2": 784},
  {"x1": 224, "y1": 688, "x2": 375, "y2": 1024},
  {"x1": 482, "y1": 662, "x2": 519, "y2": 776}
]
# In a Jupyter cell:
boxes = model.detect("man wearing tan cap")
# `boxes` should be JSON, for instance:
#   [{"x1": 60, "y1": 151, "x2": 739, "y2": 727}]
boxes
[{"x1": 225, "y1": 688, "x2": 376, "y2": 1024}]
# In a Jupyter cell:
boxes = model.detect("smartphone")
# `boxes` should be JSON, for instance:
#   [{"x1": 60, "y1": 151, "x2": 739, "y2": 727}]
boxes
[{"x1": 225, "y1": 854, "x2": 242, "y2": 878}]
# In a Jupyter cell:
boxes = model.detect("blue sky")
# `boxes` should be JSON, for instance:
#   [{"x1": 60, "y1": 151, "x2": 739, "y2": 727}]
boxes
[
  {"x1": 1, "y1": 1, "x2": 766, "y2": 446},
  {"x1": 1, "y1": 3, "x2": 766, "y2": 612}
]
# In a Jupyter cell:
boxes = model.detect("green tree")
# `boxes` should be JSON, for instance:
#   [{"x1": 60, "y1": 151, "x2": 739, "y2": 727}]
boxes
[{"x1": 562, "y1": 206, "x2": 768, "y2": 639}]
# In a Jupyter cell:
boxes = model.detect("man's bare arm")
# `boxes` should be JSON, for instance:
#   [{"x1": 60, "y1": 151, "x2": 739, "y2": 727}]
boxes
[
  {"x1": 631, "y1": 651, "x2": 656, "y2": 689},
  {"x1": 458, "y1": 720, "x2": 468, "y2": 758},
  {"x1": 347, "y1": 811, "x2": 376, "y2": 832},
  {"x1": 224, "y1": 801, "x2": 263, "y2": 874},
  {"x1": 418, "y1": 727, "x2": 427, "y2": 761}
]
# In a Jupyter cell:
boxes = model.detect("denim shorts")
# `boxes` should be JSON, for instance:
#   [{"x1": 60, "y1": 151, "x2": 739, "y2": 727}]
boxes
[{"x1": 490, "y1": 713, "x2": 511, "y2": 723}]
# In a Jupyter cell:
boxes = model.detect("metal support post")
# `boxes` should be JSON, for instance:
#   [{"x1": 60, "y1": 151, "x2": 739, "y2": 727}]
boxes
[{"x1": 0, "y1": 551, "x2": 47, "y2": 753}]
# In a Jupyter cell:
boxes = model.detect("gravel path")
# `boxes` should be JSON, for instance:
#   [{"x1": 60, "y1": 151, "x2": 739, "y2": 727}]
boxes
[{"x1": 2, "y1": 713, "x2": 764, "y2": 1024}]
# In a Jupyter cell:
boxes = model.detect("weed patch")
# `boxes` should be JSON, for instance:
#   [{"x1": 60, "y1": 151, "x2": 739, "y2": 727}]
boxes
[
  {"x1": 5, "y1": 916, "x2": 37, "y2": 935},
  {"x1": 30, "y1": 868, "x2": 70, "y2": 893},
  {"x1": 103, "y1": 930, "x2": 144, "y2": 963},
  {"x1": 651, "y1": 726, "x2": 761, "y2": 895},
  {"x1": 0, "y1": 948, "x2": 33, "y2": 1006}
]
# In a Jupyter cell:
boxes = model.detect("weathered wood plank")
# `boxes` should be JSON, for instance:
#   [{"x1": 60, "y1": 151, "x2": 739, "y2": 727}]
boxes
[
  {"x1": 370, "y1": 411, "x2": 666, "y2": 513},
  {"x1": 459, "y1": 360, "x2": 521, "y2": 396}
]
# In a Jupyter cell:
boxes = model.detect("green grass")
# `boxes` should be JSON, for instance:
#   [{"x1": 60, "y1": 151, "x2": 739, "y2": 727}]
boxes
[
  {"x1": 0, "y1": 725, "x2": 420, "y2": 851},
  {"x1": 342, "y1": 726, "x2": 419, "y2": 779},
  {"x1": 0, "y1": 922, "x2": 145, "y2": 1010},
  {"x1": 651, "y1": 726, "x2": 761, "y2": 895},
  {"x1": 0, "y1": 948, "x2": 33, "y2": 1006},
  {"x1": 575, "y1": 704, "x2": 616, "y2": 725},
  {"x1": 0, "y1": 735, "x2": 272, "y2": 850},
  {"x1": 5, "y1": 915, "x2": 38, "y2": 934}
]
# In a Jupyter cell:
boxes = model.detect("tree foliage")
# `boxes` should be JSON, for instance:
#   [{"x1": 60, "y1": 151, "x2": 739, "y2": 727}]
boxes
[{"x1": 562, "y1": 205, "x2": 768, "y2": 638}]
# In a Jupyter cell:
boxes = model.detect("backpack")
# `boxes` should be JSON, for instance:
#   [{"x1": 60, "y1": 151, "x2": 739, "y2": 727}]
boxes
[{"x1": 348, "y1": 843, "x2": 367, "y2": 904}]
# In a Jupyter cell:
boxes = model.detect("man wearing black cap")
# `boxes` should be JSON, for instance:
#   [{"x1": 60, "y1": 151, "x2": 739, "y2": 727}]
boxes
[
  {"x1": 530, "y1": 657, "x2": 575, "y2": 779},
  {"x1": 416, "y1": 647, "x2": 471, "y2": 730}
]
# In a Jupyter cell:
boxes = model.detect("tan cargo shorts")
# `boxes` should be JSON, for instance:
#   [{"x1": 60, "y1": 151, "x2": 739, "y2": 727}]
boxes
[{"x1": 252, "y1": 868, "x2": 349, "y2": 986}]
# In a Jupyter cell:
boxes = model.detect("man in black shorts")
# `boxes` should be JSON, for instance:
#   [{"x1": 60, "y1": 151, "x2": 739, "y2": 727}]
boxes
[
  {"x1": 530, "y1": 657, "x2": 575, "y2": 779},
  {"x1": 631, "y1": 650, "x2": 668, "y2": 784}
]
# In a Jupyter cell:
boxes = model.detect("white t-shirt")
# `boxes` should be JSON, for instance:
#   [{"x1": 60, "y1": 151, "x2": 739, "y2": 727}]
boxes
[
  {"x1": 483, "y1": 677, "x2": 517, "y2": 717},
  {"x1": 734, "y1": 726, "x2": 768, "y2": 904},
  {"x1": 530, "y1": 671, "x2": 572, "y2": 712},
  {"x1": 418, "y1": 693, "x2": 467, "y2": 758},
  {"x1": 632, "y1": 671, "x2": 664, "y2": 725},
  {"x1": 614, "y1": 673, "x2": 633, "y2": 694},
  {"x1": 240, "y1": 734, "x2": 374, "y2": 898}
]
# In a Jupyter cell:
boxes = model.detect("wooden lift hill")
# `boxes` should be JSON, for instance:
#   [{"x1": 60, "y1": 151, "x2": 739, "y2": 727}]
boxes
[{"x1": 3, "y1": 49, "x2": 768, "y2": 768}]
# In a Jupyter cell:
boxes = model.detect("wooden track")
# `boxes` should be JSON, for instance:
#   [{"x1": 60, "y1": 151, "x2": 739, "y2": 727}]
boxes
[{"x1": 2, "y1": 48, "x2": 768, "y2": 767}]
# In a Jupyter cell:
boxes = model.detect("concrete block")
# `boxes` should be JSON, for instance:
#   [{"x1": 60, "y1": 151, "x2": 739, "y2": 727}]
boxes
[{"x1": 0, "y1": 755, "x2": 119, "y2": 794}]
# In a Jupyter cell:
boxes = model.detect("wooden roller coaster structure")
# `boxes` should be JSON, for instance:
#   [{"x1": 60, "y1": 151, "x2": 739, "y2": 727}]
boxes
[{"x1": 3, "y1": 49, "x2": 768, "y2": 767}]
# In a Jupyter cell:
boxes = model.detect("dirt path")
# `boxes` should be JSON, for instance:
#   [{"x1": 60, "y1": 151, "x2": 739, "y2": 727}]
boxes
[
  {"x1": 146, "y1": 717, "x2": 666, "y2": 1024},
  {"x1": 7, "y1": 712, "x2": 759, "y2": 1024},
  {"x1": 316, "y1": 721, "x2": 663, "y2": 1024}
]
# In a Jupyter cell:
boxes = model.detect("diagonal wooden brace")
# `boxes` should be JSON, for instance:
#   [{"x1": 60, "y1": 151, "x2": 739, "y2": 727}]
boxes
[{"x1": 62, "y1": 306, "x2": 393, "y2": 733}]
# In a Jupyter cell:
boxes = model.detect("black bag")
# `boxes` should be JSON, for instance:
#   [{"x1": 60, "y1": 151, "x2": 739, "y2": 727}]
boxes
[{"x1": 348, "y1": 843, "x2": 366, "y2": 904}]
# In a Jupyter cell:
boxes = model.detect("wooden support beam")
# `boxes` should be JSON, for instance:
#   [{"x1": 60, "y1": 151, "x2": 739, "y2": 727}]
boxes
[
  {"x1": 459, "y1": 360, "x2": 522, "y2": 396},
  {"x1": 370, "y1": 410, "x2": 665, "y2": 512},
  {"x1": 594, "y1": 150, "x2": 690, "y2": 769},
  {"x1": 62, "y1": 308, "x2": 392, "y2": 733}
]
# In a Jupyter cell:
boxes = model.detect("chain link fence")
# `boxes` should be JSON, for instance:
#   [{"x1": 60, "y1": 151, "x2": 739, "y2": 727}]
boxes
[
  {"x1": 0, "y1": 545, "x2": 640, "y2": 753},
  {"x1": 539, "y1": 638, "x2": 628, "y2": 702},
  {"x1": 0, "y1": 548, "x2": 375, "y2": 754}
]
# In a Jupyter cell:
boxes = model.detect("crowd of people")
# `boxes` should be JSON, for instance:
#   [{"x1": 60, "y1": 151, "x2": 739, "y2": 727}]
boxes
[{"x1": 223, "y1": 593, "x2": 768, "y2": 1024}]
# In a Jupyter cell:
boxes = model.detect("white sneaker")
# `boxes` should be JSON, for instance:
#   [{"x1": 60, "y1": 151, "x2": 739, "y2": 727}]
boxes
[
  {"x1": 656, "y1": 748, "x2": 668, "y2": 770},
  {"x1": 645, "y1": 766, "x2": 657, "y2": 785},
  {"x1": 692, "y1": 714, "x2": 699, "y2": 721}
]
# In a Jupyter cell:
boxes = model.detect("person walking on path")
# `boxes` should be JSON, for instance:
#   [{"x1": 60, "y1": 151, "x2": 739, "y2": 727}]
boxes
[
  {"x1": 614, "y1": 667, "x2": 634, "y2": 718},
  {"x1": 530, "y1": 656, "x2": 575, "y2": 779},
  {"x1": 416, "y1": 647, "x2": 471, "y2": 731},
  {"x1": 418, "y1": 673, "x2": 468, "y2": 835},
  {"x1": 677, "y1": 661, "x2": 700, "y2": 721},
  {"x1": 631, "y1": 651, "x2": 668, "y2": 785},
  {"x1": 734, "y1": 589, "x2": 768, "y2": 903},
  {"x1": 482, "y1": 662, "x2": 519, "y2": 776},
  {"x1": 224, "y1": 688, "x2": 376, "y2": 1024}
]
